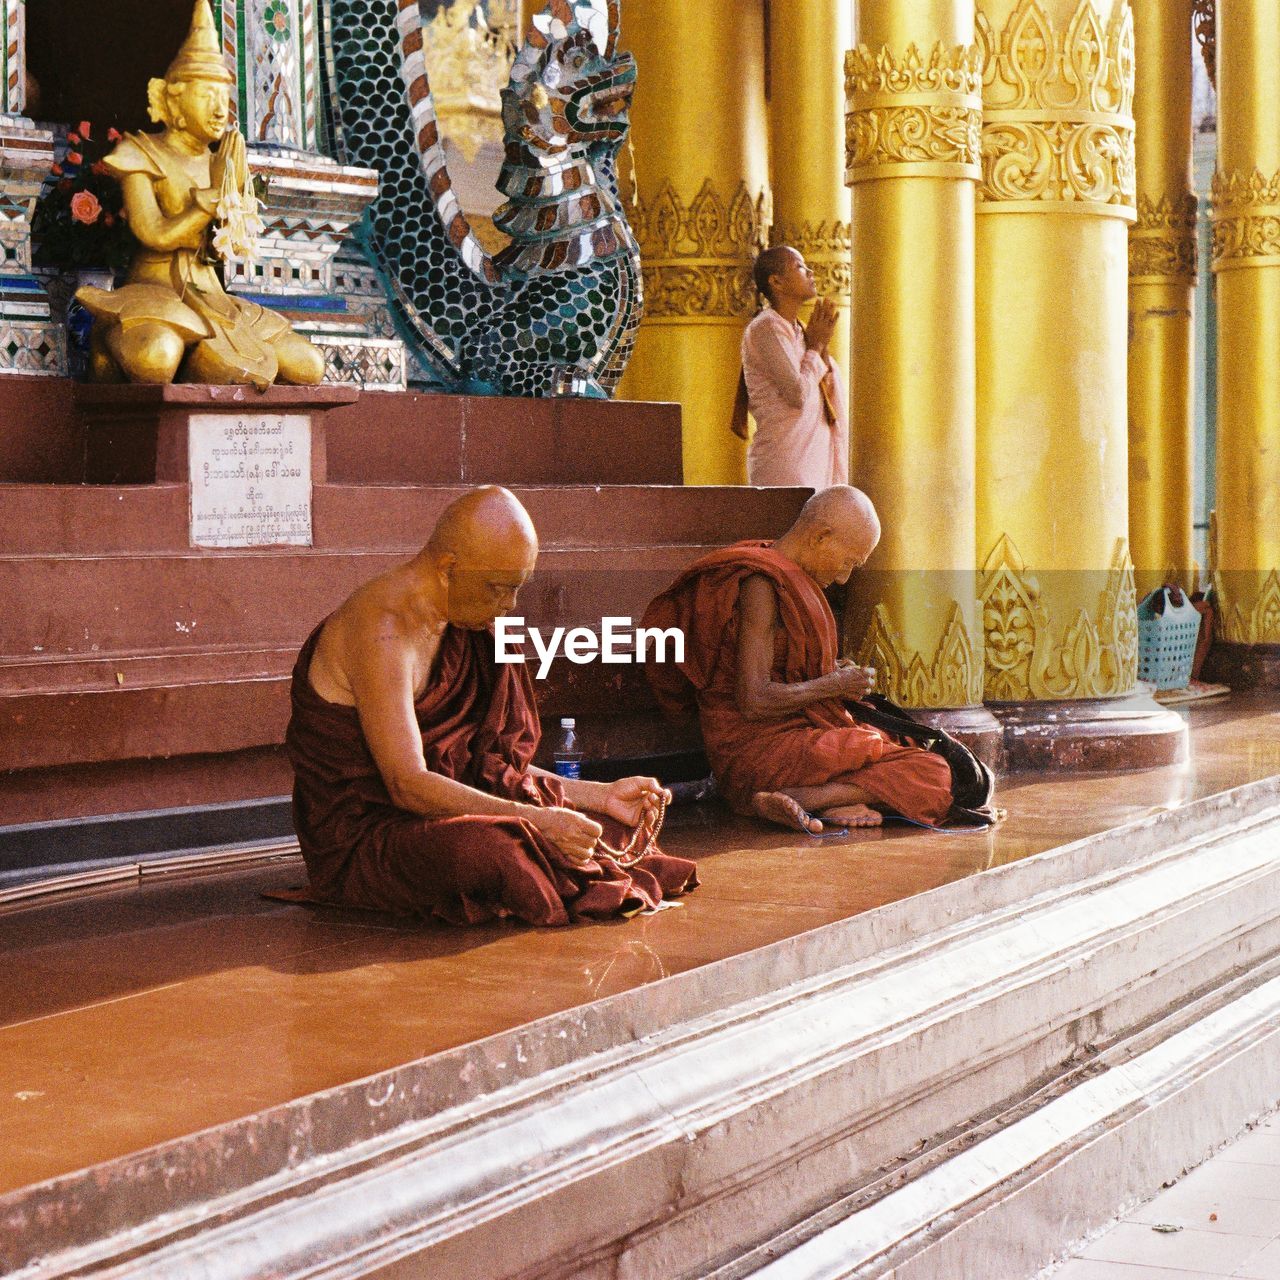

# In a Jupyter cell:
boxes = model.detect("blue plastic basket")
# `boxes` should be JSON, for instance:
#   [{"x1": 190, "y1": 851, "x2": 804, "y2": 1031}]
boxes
[{"x1": 1137, "y1": 588, "x2": 1200, "y2": 690}]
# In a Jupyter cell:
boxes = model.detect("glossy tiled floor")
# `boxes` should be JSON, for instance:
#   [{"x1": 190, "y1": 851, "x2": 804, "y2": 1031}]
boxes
[
  {"x1": 3, "y1": 694, "x2": 1280, "y2": 1196},
  {"x1": 1044, "y1": 1111, "x2": 1280, "y2": 1279}
]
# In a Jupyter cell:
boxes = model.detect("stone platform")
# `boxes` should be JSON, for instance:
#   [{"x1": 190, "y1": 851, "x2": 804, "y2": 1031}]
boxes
[
  {"x1": 0, "y1": 376, "x2": 747, "y2": 827},
  {"x1": 2, "y1": 693, "x2": 1279, "y2": 1278},
  {"x1": 0, "y1": 480, "x2": 807, "y2": 823}
]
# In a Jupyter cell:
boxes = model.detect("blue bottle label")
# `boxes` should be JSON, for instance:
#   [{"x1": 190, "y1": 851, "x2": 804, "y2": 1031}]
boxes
[{"x1": 553, "y1": 759, "x2": 582, "y2": 780}]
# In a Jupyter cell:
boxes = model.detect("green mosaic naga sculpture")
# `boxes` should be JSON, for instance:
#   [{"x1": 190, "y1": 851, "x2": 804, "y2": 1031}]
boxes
[{"x1": 323, "y1": 0, "x2": 641, "y2": 397}]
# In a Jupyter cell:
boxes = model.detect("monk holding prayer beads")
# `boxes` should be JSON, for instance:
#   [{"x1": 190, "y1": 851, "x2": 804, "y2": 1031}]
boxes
[
  {"x1": 286, "y1": 486, "x2": 697, "y2": 926},
  {"x1": 642, "y1": 487, "x2": 998, "y2": 834}
]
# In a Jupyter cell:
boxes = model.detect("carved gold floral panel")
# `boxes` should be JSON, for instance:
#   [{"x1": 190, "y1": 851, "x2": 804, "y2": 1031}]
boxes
[
  {"x1": 976, "y1": 0, "x2": 1136, "y2": 217},
  {"x1": 855, "y1": 600, "x2": 985, "y2": 709},
  {"x1": 844, "y1": 42, "x2": 982, "y2": 184},
  {"x1": 631, "y1": 180, "x2": 772, "y2": 320},
  {"x1": 1129, "y1": 192, "x2": 1198, "y2": 281},
  {"x1": 979, "y1": 533, "x2": 1138, "y2": 700},
  {"x1": 1211, "y1": 169, "x2": 1280, "y2": 272}
]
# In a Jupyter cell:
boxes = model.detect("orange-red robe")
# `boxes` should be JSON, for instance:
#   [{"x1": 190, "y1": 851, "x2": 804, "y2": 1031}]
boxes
[
  {"x1": 285, "y1": 624, "x2": 697, "y2": 926},
  {"x1": 642, "y1": 542, "x2": 957, "y2": 827}
]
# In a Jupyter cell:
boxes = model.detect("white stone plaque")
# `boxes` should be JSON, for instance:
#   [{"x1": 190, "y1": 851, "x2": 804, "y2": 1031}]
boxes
[{"x1": 189, "y1": 413, "x2": 312, "y2": 548}]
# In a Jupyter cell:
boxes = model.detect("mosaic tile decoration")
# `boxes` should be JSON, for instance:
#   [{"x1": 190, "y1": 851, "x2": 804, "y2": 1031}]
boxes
[
  {"x1": 0, "y1": 117, "x2": 66, "y2": 377},
  {"x1": 220, "y1": 0, "x2": 319, "y2": 150},
  {"x1": 321, "y1": 0, "x2": 643, "y2": 396},
  {"x1": 223, "y1": 150, "x2": 407, "y2": 389},
  {"x1": 2, "y1": 0, "x2": 23, "y2": 116}
]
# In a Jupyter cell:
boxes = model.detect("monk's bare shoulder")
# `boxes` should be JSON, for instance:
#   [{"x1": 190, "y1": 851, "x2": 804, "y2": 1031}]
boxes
[
  {"x1": 738, "y1": 574, "x2": 779, "y2": 631},
  {"x1": 307, "y1": 567, "x2": 426, "y2": 705}
]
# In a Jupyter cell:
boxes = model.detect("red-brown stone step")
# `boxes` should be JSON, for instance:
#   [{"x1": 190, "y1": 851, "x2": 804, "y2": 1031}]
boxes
[{"x1": 0, "y1": 484, "x2": 806, "y2": 554}]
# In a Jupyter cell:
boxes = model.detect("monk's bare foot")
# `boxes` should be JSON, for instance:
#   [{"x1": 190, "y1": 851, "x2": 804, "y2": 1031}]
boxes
[
  {"x1": 752, "y1": 791, "x2": 823, "y2": 834},
  {"x1": 820, "y1": 804, "x2": 883, "y2": 828}
]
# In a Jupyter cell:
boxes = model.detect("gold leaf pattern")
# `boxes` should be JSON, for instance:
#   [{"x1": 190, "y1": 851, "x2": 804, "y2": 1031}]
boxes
[
  {"x1": 979, "y1": 533, "x2": 1138, "y2": 699},
  {"x1": 1192, "y1": 0, "x2": 1215, "y2": 89},
  {"x1": 855, "y1": 600, "x2": 984, "y2": 709},
  {"x1": 976, "y1": 0, "x2": 1135, "y2": 217},
  {"x1": 1212, "y1": 518, "x2": 1280, "y2": 647},
  {"x1": 844, "y1": 42, "x2": 983, "y2": 98},
  {"x1": 844, "y1": 42, "x2": 982, "y2": 184},
  {"x1": 1129, "y1": 192, "x2": 1199, "y2": 280},
  {"x1": 630, "y1": 180, "x2": 772, "y2": 320},
  {"x1": 1211, "y1": 169, "x2": 1280, "y2": 271}
]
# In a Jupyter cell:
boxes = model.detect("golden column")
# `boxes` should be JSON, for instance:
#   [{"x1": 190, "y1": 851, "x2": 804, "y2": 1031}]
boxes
[
  {"x1": 975, "y1": 0, "x2": 1181, "y2": 764},
  {"x1": 843, "y1": 3, "x2": 997, "y2": 751},
  {"x1": 615, "y1": 1, "x2": 770, "y2": 486},
  {"x1": 1128, "y1": 0, "x2": 1197, "y2": 597},
  {"x1": 768, "y1": 0, "x2": 853, "y2": 395},
  {"x1": 1209, "y1": 0, "x2": 1280, "y2": 679}
]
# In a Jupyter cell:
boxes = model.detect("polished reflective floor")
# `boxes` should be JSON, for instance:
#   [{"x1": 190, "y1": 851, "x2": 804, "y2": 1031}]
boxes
[{"x1": 2, "y1": 693, "x2": 1278, "y2": 1196}]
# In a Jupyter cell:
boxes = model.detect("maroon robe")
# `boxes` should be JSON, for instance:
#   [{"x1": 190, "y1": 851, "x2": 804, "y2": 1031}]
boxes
[
  {"x1": 285, "y1": 624, "x2": 697, "y2": 926},
  {"x1": 642, "y1": 542, "x2": 957, "y2": 826}
]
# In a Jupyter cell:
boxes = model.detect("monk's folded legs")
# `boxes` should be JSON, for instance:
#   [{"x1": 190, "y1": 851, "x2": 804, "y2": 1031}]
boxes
[{"x1": 752, "y1": 782, "x2": 883, "y2": 834}]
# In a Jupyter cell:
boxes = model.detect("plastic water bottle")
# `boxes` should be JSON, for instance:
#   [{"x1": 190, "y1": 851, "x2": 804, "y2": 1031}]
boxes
[{"x1": 553, "y1": 717, "x2": 583, "y2": 780}]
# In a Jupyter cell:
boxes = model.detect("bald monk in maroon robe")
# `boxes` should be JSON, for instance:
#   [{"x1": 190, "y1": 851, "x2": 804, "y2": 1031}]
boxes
[
  {"x1": 642, "y1": 486, "x2": 975, "y2": 834},
  {"x1": 286, "y1": 486, "x2": 697, "y2": 926}
]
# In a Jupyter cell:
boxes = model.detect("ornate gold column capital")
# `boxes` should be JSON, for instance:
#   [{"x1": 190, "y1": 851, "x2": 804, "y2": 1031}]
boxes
[
  {"x1": 1192, "y1": 0, "x2": 1215, "y2": 88},
  {"x1": 630, "y1": 179, "x2": 771, "y2": 322},
  {"x1": 1210, "y1": 169, "x2": 1280, "y2": 273},
  {"x1": 976, "y1": 0, "x2": 1137, "y2": 219},
  {"x1": 1129, "y1": 192, "x2": 1199, "y2": 282},
  {"x1": 769, "y1": 219, "x2": 852, "y2": 300},
  {"x1": 844, "y1": 42, "x2": 983, "y2": 185},
  {"x1": 979, "y1": 534, "x2": 1138, "y2": 699},
  {"x1": 856, "y1": 601, "x2": 985, "y2": 709}
]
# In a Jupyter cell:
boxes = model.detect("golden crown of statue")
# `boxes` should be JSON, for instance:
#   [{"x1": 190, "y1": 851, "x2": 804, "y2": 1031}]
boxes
[{"x1": 166, "y1": 0, "x2": 234, "y2": 85}]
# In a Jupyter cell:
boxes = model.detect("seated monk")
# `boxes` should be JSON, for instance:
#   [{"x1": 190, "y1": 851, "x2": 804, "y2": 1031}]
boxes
[
  {"x1": 641, "y1": 486, "x2": 996, "y2": 834},
  {"x1": 285, "y1": 486, "x2": 697, "y2": 926}
]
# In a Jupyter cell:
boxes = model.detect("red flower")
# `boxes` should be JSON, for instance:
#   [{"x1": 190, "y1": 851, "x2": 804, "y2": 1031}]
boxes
[
  {"x1": 91, "y1": 161, "x2": 111, "y2": 177},
  {"x1": 67, "y1": 132, "x2": 81, "y2": 146},
  {"x1": 77, "y1": 121, "x2": 92, "y2": 139},
  {"x1": 70, "y1": 190, "x2": 102, "y2": 225},
  {"x1": 104, "y1": 212, "x2": 115, "y2": 227},
  {"x1": 107, "y1": 127, "x2": 123, "y2": 142},
  {"x1": 50, "y1": 162, "x2": 63, "y2": 176},
  {"x1": 67, "y1": 150, "x2": 83, "y2": 166}
]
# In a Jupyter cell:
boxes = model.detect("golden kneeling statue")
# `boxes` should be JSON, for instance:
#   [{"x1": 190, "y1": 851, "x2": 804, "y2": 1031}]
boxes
[{"x1": 76, "y1": 0, "x2": 324, "y2": 390}]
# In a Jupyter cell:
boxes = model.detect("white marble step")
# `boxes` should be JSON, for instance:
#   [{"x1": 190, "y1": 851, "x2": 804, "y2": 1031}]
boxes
[{"x1": 7, "y1": 780, "x2": 1280, "y2": 1280}]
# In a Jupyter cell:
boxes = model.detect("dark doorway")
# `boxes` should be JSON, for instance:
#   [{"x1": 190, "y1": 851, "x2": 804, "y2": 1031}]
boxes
[{"x1": 26, "y1": 0, "x2": 192, "y2": 132}]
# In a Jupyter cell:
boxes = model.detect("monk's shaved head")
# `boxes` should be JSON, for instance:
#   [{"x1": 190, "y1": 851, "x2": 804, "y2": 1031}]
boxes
[
  {"x1": 428, "y1": 486, "x2": 538, "y2": 568},
  {"x1": 778, "y1": 486, "x2": 881, "y2": 588},
  {"x1": 794, "y1": 486, "x2": 880, "y2": 551}
]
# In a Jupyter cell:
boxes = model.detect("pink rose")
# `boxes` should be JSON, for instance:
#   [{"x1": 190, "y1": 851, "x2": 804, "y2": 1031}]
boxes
[
  {"x1": 70, "y1": 190, "x2": 101, "y2": 225},
  {"x1": 77, "y1": 121, "x2": 92, "y2": 139}
]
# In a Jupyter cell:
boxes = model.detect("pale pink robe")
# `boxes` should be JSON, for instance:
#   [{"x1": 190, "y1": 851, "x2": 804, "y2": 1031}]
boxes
[{"x1": 741, "y1": 307, "x2": 849, "y2": 488}]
